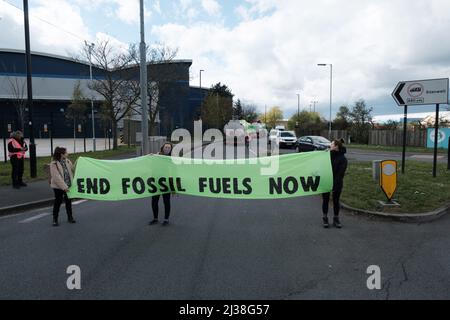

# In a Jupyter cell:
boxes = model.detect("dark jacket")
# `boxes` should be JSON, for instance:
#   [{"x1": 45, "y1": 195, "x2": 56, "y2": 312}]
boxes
[
  {"x1": 330, "y1": 147, "x2": 347, "y2": 192},
  {"x1": 7, "y1": 138, "x2": 28, "y2": 154}
]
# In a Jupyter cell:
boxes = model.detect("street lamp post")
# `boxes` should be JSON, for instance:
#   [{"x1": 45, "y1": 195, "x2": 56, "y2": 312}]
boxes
[
  {"x1": 311, "y1": 100, "x2": 318, "y2": 113},
  {"x1": 318, "y1": 63, "x2": 333, "y2": 139},
  {"x1": 139, "y1": 0, "x2": 149, "y2": 155},
  {"x1": 86, "y1": 41, "x2": 96, "y2": 152},
  {"x1": 199, "y1": 69, "x2": 204, "y2": 119}
]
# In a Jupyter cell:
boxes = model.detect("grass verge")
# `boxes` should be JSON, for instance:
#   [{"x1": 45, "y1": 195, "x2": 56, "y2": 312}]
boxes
[
  {"x1": 0, "y1": 146, "x2": 136, "y2": 186},
  {"x1": 342, "y1": 160, "x2": 450, "y2": 214}
]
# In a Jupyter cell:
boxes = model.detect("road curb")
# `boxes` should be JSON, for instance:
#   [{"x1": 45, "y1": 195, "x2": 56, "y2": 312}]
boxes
[
  {"x1": 341, "y1": 202, "x2": 450, "y2": 223},
  {"x1": 0, "y1": 199, "x2": 55, "y2": 217}
]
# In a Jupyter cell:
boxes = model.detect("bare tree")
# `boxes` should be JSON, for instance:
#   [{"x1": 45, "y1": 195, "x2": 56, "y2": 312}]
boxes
[
  {"x1": 79, "y1": 40, "x2": 140, "y2": 149},
  {"x1": 5, "y1": 75, "x2": 27, "y2": 131},
  {"x1": 129, "y1": 43, "x2": 179, "y2": 136}
]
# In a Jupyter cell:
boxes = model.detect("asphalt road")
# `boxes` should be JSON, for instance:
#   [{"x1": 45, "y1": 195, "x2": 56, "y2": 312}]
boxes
[
  {"x1": 0, "y1": 142, "x2": 449, "y2": 300},
  {"x1": 278, "y1": 145, "x2": 448, "y2": 163}
]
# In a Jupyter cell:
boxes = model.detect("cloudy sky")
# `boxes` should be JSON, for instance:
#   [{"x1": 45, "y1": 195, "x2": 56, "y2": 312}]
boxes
[{"x1": 1, "y1": 0, "x2": 450, "y2": 118}]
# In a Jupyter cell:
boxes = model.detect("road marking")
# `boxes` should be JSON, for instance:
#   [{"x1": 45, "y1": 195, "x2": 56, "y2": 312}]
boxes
[
  {"x1": 72, "y1": 200, "x2": 88, "y2": 205},
  {"x1": 18, "y1": 212, "x2": 51, "y2": 224}
]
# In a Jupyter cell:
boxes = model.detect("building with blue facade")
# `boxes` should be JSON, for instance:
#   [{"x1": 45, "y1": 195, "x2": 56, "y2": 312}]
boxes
[{"x1": 0, "y1": 49, "x2": 207, "y2": 140}]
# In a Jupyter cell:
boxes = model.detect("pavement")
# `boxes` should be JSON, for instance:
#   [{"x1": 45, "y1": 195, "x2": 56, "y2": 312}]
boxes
[{"x1": 1, "y1": 138, "x2": 115, "y2": 159}]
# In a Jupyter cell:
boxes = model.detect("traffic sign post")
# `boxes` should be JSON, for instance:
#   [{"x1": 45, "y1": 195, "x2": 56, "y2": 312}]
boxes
[
  {"x1": 392, "y1": 78, "x2": 449, "y2": 177},
  {"x1": 433, "y1": 104, "x2": 440, "y2": 178},
  {"x1": 401, "y1": 105, "x2": 408, "y2": 174}
]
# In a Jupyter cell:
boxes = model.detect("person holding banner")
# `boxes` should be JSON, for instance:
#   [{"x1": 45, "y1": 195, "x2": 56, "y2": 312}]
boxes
[
  {"x1": 322, "y1": 139, "x2": 347, "y2": 229},
  {"x1": 50, "y1": 147, "x2": 76, "y2": 227},
  {"x1": 8, "y1": 131, "x2": 28, "y2": 189},
  {"x1": 149, "y1": 143, "x2": 174, "y2": 226}
]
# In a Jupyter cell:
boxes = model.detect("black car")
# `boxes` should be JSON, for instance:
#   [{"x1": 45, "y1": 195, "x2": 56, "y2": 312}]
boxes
[{"x1": 295, "y1": 136, "x2": 331, "y2": 152}]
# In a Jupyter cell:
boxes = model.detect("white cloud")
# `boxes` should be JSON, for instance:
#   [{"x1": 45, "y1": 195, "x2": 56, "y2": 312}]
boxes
[
  {"x1": 74, "y1": 0, "x2": 151, "y2": 25},
  {"x1": 0, "y1": 0, "x2": 127, "y2": 58},
  {"x1": 152, "y1": 0, "x2": 450, "y2": 117},
  {"x1": 201, "y1": 0, "x2": 221, "y2": 16}
]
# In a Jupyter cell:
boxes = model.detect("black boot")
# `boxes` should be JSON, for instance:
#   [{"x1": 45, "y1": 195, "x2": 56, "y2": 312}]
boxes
[
  {"x1": 68, "y1": 215, "x2": 76, "y2": 224},
  {"x1": 322, "y1": 216, "x2": 329, "y2": 228},
  {"x1": 333, "y1": 217, "x2": 342, "y2": 229}
]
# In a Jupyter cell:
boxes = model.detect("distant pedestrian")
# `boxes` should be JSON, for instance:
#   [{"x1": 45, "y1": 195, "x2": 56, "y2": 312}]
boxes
[
  {"x1": 50, "y1": 147, "x2": 76, "y2": 227},
  {"x1": 149, "y1": 143, "x2": 173, "y2": 226},
  {"x1": 322, "y1": 139, "x2": 348, "y2": 229},
  {"x1": 8, "y1": 130, "x2": 28, "y2": 189}
]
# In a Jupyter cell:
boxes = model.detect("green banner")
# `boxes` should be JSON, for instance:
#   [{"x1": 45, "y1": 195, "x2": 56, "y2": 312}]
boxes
[{"x1": 68, "y1": 152, "x2": 333, "y2": 201}]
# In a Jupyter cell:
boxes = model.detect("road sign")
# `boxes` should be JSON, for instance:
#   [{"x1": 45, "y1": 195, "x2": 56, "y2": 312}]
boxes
[
  {"x1": 380, "y1": 160, "x2": 397, "y2": 202},
  {"x1": 392, "y1": 78, "x2": 449, "y2": 106}
]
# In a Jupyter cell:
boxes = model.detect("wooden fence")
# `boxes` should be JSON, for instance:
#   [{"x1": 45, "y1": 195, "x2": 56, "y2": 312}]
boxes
[{"x1": 368, "y1": 130, "x2": 427, "y2": 147}]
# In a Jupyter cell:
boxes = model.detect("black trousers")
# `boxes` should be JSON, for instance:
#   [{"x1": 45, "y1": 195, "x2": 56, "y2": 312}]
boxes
[
  {"x1": 151, "y1": 194, "x2": 171, "y2": 220},
  {"x1": 53, "y1": 189, "x2": 73, "y2": 221},
  {"x1": 322, "y1": 189, "x2": 342, "y2": 217},
  {"x1": 10, "y1": 156, "x2": 24, "y2": 186}
]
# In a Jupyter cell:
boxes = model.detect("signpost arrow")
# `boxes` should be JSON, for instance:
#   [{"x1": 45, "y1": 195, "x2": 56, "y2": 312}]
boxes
[
  {"x1": 392, "y1": 82, "x2": 406, "y2": 106},
  {"x1": 392, "y1": 78, "x2": 449, "y2": 178},
  {"x1": 391, "y1": 78, "x2": 449, "y2": 106}
]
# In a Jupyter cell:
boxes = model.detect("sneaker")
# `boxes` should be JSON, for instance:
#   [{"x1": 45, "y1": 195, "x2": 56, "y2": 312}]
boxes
[
  {"x1": 19, "y1": 182, "x2": 27, "y2": 187},
  {"x1": 13, "y1": 185, "x2": 20, "y2": 189},
  {"x1": 322, "y1": 217, "x2": 329, "y2": 228},
  {"x1": 333, "y1": 217, "x2": 342, "y2": 229},
  {"x1": 162, "y1": 220, "x2": 169, "y2": 226},
  {"x1": 68, "y1": 219, "x2": 76, "y2": 224},
  {"x1": 53, "y1": 221, "x2": 59, "y2": 227},
  {"x1": 149, "y1": 219, "x2": 159, "y2": 225}
]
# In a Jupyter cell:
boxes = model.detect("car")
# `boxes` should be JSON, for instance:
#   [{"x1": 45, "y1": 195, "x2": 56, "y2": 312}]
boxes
[
  {"x1": 295, "y1": 136, "x2": 331, "y2": 152},
  {"x1": 270, "y1": 130, "x2": 297, "y2": 148}
]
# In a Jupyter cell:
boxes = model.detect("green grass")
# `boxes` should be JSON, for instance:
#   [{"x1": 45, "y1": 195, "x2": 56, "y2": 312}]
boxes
[
  {"x1": 347, "y1": 144, "x2": 447, "y2": 154},
  {"x1": 342, "y1": 160, "x2": 450, "y2": 213},
  {"x1": 0, "y1": 146, "x2": 136, "y2": 186}
]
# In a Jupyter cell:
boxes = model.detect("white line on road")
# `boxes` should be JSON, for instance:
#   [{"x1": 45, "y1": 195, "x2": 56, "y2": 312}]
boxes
[
  {"x1": 72, "y1": 200, "x2": 88, "y2": 205},
  {"x1": 18, "y1": 212, "x2": 51, "y2": 224}
]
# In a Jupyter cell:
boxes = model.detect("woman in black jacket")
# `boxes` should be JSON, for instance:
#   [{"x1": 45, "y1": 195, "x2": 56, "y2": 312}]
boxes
[
  {"x1": 322, "y1": 139, "x2": 348, "y2": 229},
  {"x1": 149, "y1": 143, "x2": 174, "y2": 226}
]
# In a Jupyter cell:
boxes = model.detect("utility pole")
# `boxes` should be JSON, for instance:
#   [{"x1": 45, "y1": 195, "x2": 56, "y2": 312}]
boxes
[
  {"x1": 318, "y1": 63, "x2": 333, "y2": 138},
  {"x1": 139, "y1": 0, "x2": 148, "y2": 155},
  {"x1": 23, "y1": 0, "x2": 36, "y2": 177},
  {"x1": 86, "y1": 41, "x2": 96, "y2": 152}
]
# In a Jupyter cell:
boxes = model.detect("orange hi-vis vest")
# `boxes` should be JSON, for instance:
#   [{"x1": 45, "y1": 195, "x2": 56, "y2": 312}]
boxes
[{"x1": 8, "y1": 139, "x2": 26, "y2": 159}]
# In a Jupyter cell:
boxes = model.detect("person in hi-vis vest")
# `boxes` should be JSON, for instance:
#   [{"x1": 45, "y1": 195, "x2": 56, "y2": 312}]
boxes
[{"x1": 8, "y1": 131, "x2": 28, "y2": 189}]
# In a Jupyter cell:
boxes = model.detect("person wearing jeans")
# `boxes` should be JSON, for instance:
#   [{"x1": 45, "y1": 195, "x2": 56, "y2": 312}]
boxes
[{"x1": 50, "y1": 147, "x2": 76, "y2": 227}]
